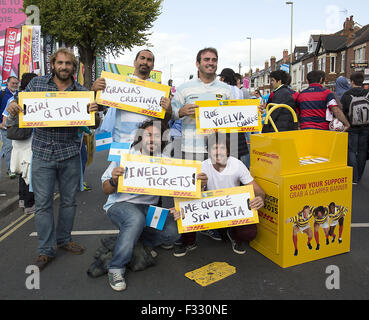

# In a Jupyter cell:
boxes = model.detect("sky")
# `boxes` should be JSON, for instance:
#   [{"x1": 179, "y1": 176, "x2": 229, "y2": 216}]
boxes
[{"x1": 107, "y1": 0, "x2": 369, "y2": 87}]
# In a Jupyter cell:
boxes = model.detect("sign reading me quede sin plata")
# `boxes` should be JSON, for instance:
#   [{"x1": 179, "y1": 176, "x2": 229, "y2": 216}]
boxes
[{"x1": 96, "y1": 70, "x2": 171, "y2": 119}]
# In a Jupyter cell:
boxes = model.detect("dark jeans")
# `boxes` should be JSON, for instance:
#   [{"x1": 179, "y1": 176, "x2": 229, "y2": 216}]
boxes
[
  {"x1": 19, "y1": 176, "x2": 34, "y2": 208},
  {"x1": 348, "y1": 128, "x2": 369, "y2": 183}
]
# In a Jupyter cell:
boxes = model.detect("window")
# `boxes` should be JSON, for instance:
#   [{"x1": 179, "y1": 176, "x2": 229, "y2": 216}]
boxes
[
  {"x1": 330, "y1": 55, "x2": 336, "y2": 73},
  {"x1": 354, "y1": 46, "x2": 366, "y2": 63},
  {"x1": 307, "y1": 62, "x2": 313, "y2": 73},
  {"x1": 301, "y1": 65, "x2": 305, "y2": 82}
]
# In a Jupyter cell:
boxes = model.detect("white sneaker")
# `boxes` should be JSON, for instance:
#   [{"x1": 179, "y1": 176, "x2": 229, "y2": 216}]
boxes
[{"x1": 108, "y1": 271, "x2": 126, "y2": 291}]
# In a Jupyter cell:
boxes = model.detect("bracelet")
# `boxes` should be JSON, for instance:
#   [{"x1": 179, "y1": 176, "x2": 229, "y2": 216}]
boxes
[{"x1": 109, "y1": 177, "x2": 117, "y2": 188}]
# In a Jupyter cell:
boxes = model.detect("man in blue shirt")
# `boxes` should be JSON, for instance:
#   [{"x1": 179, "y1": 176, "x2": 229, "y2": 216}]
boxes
[{"x1": 0, "y1": 76, "x2": 19, "y2": 178}]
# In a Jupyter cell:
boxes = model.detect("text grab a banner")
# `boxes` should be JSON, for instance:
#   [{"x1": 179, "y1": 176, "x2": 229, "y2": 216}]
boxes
[
  {"x1": 19, "y1": 91, "x2": 95, "y2": 128},
  {"x1": 96, "y1": 71, "x2": 171, "y2": 119}
]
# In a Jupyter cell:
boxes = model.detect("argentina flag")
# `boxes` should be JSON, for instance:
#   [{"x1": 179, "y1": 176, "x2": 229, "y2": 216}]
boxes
[
  {"x1": 146, "y1": 206, "x2": 169, "y2": 231},
  {"x1": 108, "y1": 142, "x2": 131, "y2": 162},
  {"x1": 95, "y1": 132, "x2": 113, "y2": 152}
]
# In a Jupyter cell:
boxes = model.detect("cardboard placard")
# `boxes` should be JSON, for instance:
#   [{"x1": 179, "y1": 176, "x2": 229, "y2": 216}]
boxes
[
  {"x1": 195, "y1": 99, "x2": 261, "y2": 134},
  {"x1": 175, "y1": 186, "x2": 259, "y2": 233},
  {"x1": 118, "y1": 154, "x2": 202, "y2": 198},
  {"x1": 19, "y1": 91, "x2": 95, "y2": 128},
  {"x1": 96, "y1": 70, "x2": 170, "y2": 119}
]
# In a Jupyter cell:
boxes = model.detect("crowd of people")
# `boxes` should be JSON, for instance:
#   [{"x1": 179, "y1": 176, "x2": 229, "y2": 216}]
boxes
[{"x1": 1, "y1": 46, "x2": 367, "y2": 292}]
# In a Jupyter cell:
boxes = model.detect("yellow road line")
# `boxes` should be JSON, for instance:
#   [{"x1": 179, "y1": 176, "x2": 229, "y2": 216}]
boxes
[
  {"x1": 0, "y1": 214, "x2": 34, "y2": 243},
  {"x1": 0, "y1": 213, "x2": 28, "y2": 235}
]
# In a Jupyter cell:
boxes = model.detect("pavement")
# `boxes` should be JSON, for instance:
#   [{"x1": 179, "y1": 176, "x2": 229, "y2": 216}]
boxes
[{"x1": 0, "y1": 159, "x2": 19, "y2": 218}]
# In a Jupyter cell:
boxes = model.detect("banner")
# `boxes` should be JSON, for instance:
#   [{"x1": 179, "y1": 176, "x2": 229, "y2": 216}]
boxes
[
  {"x1": 118, "y1": 154, "x2": 202, "y2": 198},
  {"x1": 104, "y1": 62, "x2": 162, "y2": 84},
  {"x1": 195, "y1": 99, "x2": 262, "y2": 134},
  {"x1": 2, "y1": 27, "x2": 19, "y2": 82},
  {"x1": 175, "y1": 186, "x2": 259, "y2": 233},
  {"x1": 19, "y1": 25, "x2": 33, "y2": 80},
  {"x1": 31, "y1": 25, "x2": 41, "y2": 75},
  {"x1": 19, "y1": 91, "x2": 95, "y2": 128},
  {"x1": 96, "y1": 71, "x2": 170, "y2": 119},
  {"x1": 43, "y1": 34, "x2": 54, "y2": 75}
]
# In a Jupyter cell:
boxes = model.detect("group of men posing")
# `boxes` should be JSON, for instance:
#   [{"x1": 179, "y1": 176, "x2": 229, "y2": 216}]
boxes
[{"x1": 5, "y1": 45, "x2": 367, "y2": 292}]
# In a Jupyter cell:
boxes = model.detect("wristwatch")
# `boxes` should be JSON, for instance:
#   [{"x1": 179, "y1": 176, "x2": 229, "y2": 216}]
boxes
[{"x1": 109, "y1": 177, "x2": 117, "y2": 188}]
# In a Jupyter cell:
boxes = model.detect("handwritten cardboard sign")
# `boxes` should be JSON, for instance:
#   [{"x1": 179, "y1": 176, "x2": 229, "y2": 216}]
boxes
[
  {"x1": 195, "y1": 100, "x2": 261, "y2": 134},
  {"x1": 175, "y1": 186, "x2": 259, "y2": 233},
  {"x1": 96, "y1": 70, "x2": 171, "y2": 119},
  {"x1": 19, "y1": 91, "x2": 95, "y2": 128},
  {"x1": 118, "y1": 154, "x2": 202, "y2": 198}
]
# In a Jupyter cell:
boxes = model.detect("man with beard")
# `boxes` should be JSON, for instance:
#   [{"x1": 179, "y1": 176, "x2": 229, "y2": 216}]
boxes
[
  {"x1": 97, "y1": 49, "x2": 172, "y2": 145},
  {"x1": 7, "y1": 48, "x2": 103, "y2": 270}
]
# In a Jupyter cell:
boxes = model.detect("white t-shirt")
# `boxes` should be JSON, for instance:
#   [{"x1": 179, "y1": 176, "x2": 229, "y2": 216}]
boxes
[{"x1": 201, "y1": 156, "x2": 253, "y2": 191}]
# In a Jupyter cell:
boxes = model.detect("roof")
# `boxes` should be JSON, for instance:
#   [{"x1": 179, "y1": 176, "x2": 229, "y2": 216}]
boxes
[
  {"x1": 348, "y1": 24, "x2": 369, "y2": 48},
  {"x1": 316, "y1": 35, "x2": 347, "y2": 53}
]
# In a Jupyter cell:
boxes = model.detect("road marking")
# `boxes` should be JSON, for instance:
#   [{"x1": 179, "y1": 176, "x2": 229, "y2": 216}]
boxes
[
  {"x1": 29, "y1": 230, "x2": 119, "y2": 237},
  {"x1": 0, "y1": 214, "x2": 35, "y2": 242},
  {"x1": 351, "y1": 223, "x2": 369, "y2": 228},
  {"x1": 0, "y1": 213, "x2": 29, "y2": 236}
]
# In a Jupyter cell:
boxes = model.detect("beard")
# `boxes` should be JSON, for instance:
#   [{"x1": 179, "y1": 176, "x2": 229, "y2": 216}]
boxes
[{"x1": 51, "y1": 67, "x2": 74, "y2": 81}]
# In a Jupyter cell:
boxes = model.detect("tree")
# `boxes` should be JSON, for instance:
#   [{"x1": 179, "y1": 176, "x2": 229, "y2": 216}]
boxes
[{"x1": 23, "y1": 0, "x2": 163, "y2": 88}]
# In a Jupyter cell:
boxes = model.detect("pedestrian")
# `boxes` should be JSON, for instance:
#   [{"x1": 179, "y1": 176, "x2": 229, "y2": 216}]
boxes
[
  {"x1": 7, "y1": 48, "x2": 103, "y2": 270},
  {"x1": 235, "y1": 72, "x2": 251, "y2": 99},
  {"x1": 340, "y1": 71, "x2": 369, "y2": 184},
  {"x1": 4, "y1": 72, "x2": 37, "y2": 215},
  {"x1": 335, "y1": 76, "x2": 351, "y2": 101},
  {"x1": 0, "y1": 76, "x2": 19, "y2": 179},
  {"x1": 173, "y1": 133, "x2": 265, "y2": 257},
  {"x1": 262, "y1": 70, "x2": 298, "y2": 133},
  {"x1": 101, "y1": 119, "x2": 180, "y2": 291},
  {"x1": 171, "y1": 47, "x2": 233, "y2": 162},
  {"x1": 97, "y1": 49, "x2": 172, "y2": 144},
  {"x1": 296, "y1": 70, "x2": 350, "y2": 131}
]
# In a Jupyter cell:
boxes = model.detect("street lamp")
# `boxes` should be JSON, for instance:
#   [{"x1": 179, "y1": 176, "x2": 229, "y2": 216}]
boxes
[
  {"x1": 286, "y1": 1, "x2": 294, "y2": 66},
  {"x1": 246, "y1": 37, "x2": 251, "y2": 76}
]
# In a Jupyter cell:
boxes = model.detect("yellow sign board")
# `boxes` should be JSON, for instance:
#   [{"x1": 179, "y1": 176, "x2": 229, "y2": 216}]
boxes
[
  {"x1": 19, "y1": 91, "x2": 95, "y2": 128},
  {"x1": 96, "y1": 71, "x2": 170, "y2": 119},
  {"x1": 185, "y1": 262, "x2": 236, "y2": 287},
  {"x1": 118, "y1": 153, "x2": 202, "y2": 198},
  {"x1": 175, "y1": 186, "x2": 259, "y2": 234},
  {"x1": 195, "y1": 99, "x2": 261, "y2": 134}
]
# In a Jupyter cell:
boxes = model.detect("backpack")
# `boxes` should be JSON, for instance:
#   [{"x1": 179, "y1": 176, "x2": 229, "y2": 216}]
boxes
[{"x1": 348, "y1": 92, "x2": 369, "y2": 126}]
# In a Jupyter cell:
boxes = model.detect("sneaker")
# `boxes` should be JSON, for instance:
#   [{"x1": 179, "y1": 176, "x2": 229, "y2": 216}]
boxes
[
  {"x1": 7, "y1": 171, "x2": 16, "y2": 179},
  {"x1": 200, "y1": 229, "x2": 222, "y2": 241},
  {"x1": 58, "y1": 241, "x2": 85, "y2": 255},
  {"x1": 160, "y1": 243, "x2": 174, "y2": 250},
  {"x1": 35, "y1": 255, "x2": 54, "y2": 271},
  {"x1": 19, "y1": 200, "x2": 25, "y2": 208},
  {"x1": 227, "y1": 229, "x2": 246, "y2": 254},
  {"x1": 24, "y1": 205, "x2": 35, "y2": 215},
  {"x1": 108, "y1": 271, "x2": 126, "y2": 291},
  {"x1": 83, "y1": 182, "x2": 92, "y2": 191},
  {"x1": 173, "y1": 242, "x2": 197, "y2": 257}
]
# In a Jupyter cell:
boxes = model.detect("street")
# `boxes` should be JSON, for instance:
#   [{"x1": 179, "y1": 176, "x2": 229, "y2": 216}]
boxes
[{"x1": 0, "y1": 149, "x2": 368, "y2": 302}]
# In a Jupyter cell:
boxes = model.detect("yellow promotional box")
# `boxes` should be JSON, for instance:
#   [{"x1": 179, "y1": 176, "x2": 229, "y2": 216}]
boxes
[{"x1": 250, "y1": 130, "x2": 352, "y2": 268}]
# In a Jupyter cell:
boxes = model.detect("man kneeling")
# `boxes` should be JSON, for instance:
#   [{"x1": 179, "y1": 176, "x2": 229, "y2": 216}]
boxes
[{"x1": 101, "y1": 120, "x2": 180, "y2": 291}]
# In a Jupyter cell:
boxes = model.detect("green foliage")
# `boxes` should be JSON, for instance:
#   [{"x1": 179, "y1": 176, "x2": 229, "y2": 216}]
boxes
[{"x1": 23, "y1": 0, "x2": 162, "y2": 54}]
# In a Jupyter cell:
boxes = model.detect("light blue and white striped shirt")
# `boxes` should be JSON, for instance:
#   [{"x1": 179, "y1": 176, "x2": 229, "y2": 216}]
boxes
[{"x1": 171, "y1": 78, "x2": 232, "y2": 153}]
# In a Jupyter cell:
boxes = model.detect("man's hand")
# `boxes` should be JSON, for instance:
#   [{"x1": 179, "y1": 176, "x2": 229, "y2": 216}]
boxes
[
  {"x1": 249, "y1": 196, "x2": 264, "y2": 211},
  {"x1": 87, "y1": 101, "x2": 99, "y2": 113},
  {"x1": 91, "y1": 77, "x2": 106, "y2": 92},
  {"x1": 178, "y1": 104, "x2": 197, "y2": 117},
  {"x1": 111, "y1": 166, "x2": 125, "y2": 186},
  {"x1": 197, "y1": 172, "x2": 208, "y2": 190},
  {"x1": 169, "y1": 208, "x2": 183, "y2": 221},
  {"x1": 160, "y1": 97, "x2": 172, "y2": 112},
  {"x1": 6, "y1": 101, "x2": 22, "y2": 118}
]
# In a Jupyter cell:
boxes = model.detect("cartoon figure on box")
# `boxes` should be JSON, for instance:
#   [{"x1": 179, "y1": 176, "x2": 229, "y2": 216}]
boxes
[
  {"x1": 313, "y1": 206, "x2": 330, "y2": 250},
  {"x1": 328, "y1": 202, "x2": 348, "y2": 244},
  {"x1": 286, "y1": 206, "x2": 314, "y2": 256}
]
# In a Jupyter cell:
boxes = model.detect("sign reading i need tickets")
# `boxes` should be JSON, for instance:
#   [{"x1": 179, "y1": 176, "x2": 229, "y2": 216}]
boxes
[
  {"x1": 195, "y1": 99, "x2": 261, "y2": 134},
  {"x1": 19, "y1": 91, "x2": 95, "y2": 128},
  {"x1": 96, "y1": 70, "x2": 171, "y2": 119},
  {"x1": 175, "y1": 186, "x2": 259, "y2": 234},
  {"x1": 118, "y1": 154, "x2": 202, "y2": 198}
]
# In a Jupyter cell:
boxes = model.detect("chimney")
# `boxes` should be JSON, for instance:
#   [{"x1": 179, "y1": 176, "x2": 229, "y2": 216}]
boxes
[
  {"x1": 283, "y1": 49, "x2": 289, "y2": 63},
  {"x1": 270, "y1": 56, "x2": 276, "y2": 69},
  {"x1": 265, "y1": 60, "x2": 269, "y2": 69},
  {"x1": 343, "y1": 15, "x2": 356, "y2": 45}
]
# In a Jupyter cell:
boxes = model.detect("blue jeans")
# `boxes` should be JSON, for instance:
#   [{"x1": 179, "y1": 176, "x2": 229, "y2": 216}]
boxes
[
  {"x1": 107, "y1": 202, "x2": 180, "y2": 274},
  {"x1": 1, "y1": 129, "x2": 12, "y2": 172},
  {"x1": 32, "y1": 155, "x2": 81, "y2": 257},
  {"x1": 348, "y1": 128, "x2": 369, "y2": 183}
]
